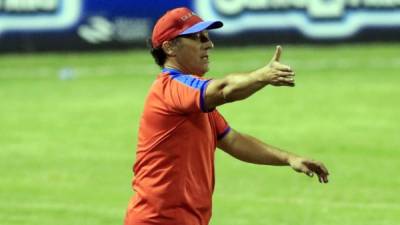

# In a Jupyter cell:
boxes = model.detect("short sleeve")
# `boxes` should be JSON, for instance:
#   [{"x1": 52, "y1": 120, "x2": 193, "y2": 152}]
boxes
[
  {"x1": 165, "y1": 73, "x2": 211, "y2": 113},
  {"x1": 211, "y1": 110, "x2": 231, "y2": 140}
]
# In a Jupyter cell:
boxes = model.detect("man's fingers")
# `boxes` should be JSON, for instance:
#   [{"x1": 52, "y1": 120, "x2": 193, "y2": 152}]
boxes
[
  {"x1": 318, "y1": 174, "x2": 329, "y2": 183},
  {"x1": 277, "y1": 77, "x2": 294, "y2": 83},
  {"x1": 294, "y1": 164, "x2": 313, "y2": 176},
  {"x1": 323, "y1": 175, "x2": 329, "y2": 183},
  {"x1": 307, "y1": 169, "x2": 329, "y2": 183},
  {"x1": 273, "y1": 81, "x2": 294, "y2": 87},
  {"x1": 271, "y1": 82, "x2": 295, "y2": 87},
  {"x1": 275, "y1": 76, "x2": 295, "y2": 86},
  {"x1": 317, "y1": 172, "x2": 329, "y2": 183},
  {"x1": 272, "y1": 80, "x2": 295, "y2": 87},
  {"x1": 319, "y1": 163, "x2": 330, "y2": 176},
  {"x1": 271, "y1": 45, "x2": 282, "y2": 63},
  {"x1": 277, "y1": 71, "x2": 295, "y2": 77},
  {"x1": 291, "y1": 158, "x2": 330, "y2": 184},
  {"x1": 305, "y1": 161, "x2": 330, "y2": 176},
  {"x1": 304, "y1": 161, "x2": 330, "y2": 183},
  {"x1": 272, "y1": 62, "x2": 292, "y2": 72}
]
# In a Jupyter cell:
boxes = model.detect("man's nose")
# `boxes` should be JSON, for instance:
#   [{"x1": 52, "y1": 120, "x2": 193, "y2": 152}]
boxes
[{"x1": 204, "y1": 39, "x2": 214, "y2": 50}]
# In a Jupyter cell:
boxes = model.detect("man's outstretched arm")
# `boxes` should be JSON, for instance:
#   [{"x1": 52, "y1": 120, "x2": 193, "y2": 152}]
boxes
[
  {"x1": 217, "y1": 129, "x2": 330, "y2": 183},
  {"x1": 204, "y1": 46, "x2": 294, "y2": 111}
]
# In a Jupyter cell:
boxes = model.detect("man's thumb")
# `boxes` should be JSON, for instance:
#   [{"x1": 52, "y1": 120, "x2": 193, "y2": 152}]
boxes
[{"x1": 271, "y1": 45, "x2": 282, "y2": 62}]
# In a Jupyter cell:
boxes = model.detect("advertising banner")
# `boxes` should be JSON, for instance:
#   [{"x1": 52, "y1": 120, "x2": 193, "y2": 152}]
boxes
[
  {"x1": 194, "y1": 0, "x2": 400, "y2": 42},
  {"x1": 0, "y1": 0, "x2": 399, "y2": 51},
  {"x1": 0, "y1": 0, "x2": 191, "y2": 51}
]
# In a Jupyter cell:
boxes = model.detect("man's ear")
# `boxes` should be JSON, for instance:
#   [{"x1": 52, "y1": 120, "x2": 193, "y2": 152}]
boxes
[{"x1": 161, "y1": 40, "x2": 178, "y2": 56}]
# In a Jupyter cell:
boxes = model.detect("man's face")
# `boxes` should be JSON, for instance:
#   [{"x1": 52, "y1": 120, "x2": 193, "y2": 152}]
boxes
[{"x1": 174, "y1": 31, "x2": 214, "y2": 76}]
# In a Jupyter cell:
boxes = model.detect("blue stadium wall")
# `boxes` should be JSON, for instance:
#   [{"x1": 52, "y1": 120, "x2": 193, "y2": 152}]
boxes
[{"x1": 1, "y1": 0, "x2": 400, "y2": 51}]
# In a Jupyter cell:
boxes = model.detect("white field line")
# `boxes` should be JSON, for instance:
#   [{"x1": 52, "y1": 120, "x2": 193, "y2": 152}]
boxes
[
  {"x1": 251, "y1": 196, "x2": 400, "y2": 211},
  {"x1": 1, "y1": 57, "x2": 400, "y2": 79},
  {"x1": 0, "y1": 201, "x2": 121, "y2": 215},
  {"x1": 207, "y1": 57, "x2": 400, "y2": 73},
  {"x1": 0, "y1": 64, "x2": 158, "y2": 79},
  {"x1": 288, "y1": 57, "x2": 400, "y2": 70},
  {"x1": 0, "y1": 197, "x2": 399, "y2": 213}
]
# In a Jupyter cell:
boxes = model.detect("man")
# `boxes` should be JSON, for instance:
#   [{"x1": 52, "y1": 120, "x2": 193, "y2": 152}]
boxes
[{"x1": 124, "y1": 7, "x2": 329, "y2": 225}]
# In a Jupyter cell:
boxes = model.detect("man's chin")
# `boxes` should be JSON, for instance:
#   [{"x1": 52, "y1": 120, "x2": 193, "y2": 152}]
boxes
[{"x1": 198, "y1": 66, "x2": 209, "y2": 76}]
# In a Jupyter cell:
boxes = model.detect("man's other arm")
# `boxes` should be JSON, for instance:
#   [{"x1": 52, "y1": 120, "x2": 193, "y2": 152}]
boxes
[{"x1": 217, "y1": 129, "x2": 330, "y2": 183}]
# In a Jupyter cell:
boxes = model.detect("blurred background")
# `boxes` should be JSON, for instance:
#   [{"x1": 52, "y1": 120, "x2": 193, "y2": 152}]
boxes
[{"x1": 1, "y1": 1, "x2": 399, "y2": 225}]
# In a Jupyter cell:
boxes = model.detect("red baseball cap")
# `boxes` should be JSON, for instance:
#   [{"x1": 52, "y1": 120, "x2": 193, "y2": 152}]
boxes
[{"x1": 151, "y1": 7, "x2": 223, "y2": 48}]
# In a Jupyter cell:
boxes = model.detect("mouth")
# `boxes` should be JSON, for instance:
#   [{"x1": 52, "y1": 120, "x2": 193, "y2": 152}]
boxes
[{"x1": 201, "y1": 55, "x2": 209, "y2": 61}]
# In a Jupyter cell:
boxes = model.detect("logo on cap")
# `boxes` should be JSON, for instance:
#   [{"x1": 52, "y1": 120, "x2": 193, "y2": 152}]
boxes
[
  {"x1": 181, "y1": 12, "x2": 196, "y2": 22},
  {"x1": 151, "y1": 7, "x2": 203, "y2": 48}
]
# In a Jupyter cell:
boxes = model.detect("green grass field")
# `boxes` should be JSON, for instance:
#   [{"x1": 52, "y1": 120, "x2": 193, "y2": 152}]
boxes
[{"x1": 1, "y1": 44, "x2": 399, "y2": 225}]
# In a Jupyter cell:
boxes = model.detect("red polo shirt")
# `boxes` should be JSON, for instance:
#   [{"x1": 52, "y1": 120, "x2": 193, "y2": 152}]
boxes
[{"x1": 124, "y1": 68, "x2": 230, "y2": 225}]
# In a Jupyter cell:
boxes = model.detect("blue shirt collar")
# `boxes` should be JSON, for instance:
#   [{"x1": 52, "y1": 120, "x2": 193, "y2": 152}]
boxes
[{"x1": 162, "y1": 67, "x2": 184, "y2": 75}]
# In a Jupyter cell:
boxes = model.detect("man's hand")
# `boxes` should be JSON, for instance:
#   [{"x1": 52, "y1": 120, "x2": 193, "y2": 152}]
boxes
[
  {"x1": 252, "y1": 45, "x2": 295, "y2": 87},
  {"x1": 204, "y1": 45, "x2": 296, "y2": 109},
  {"x1": 288, "y1": 156, "x2": 330, "y2": 183}
]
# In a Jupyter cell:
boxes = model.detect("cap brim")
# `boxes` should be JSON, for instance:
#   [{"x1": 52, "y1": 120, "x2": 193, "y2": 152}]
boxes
[{"x1": 180, "y1": 21, "x2": 223, "y2": 35}]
